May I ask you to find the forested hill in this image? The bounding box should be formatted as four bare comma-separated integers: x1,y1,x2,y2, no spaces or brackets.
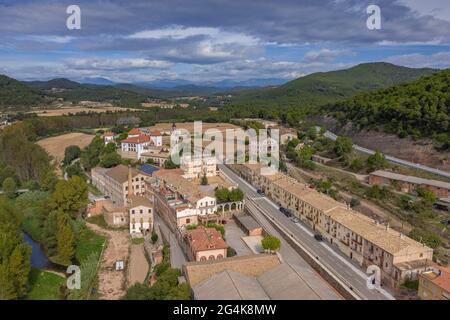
324,69,450,147
230,63,436,109
0,75,46,109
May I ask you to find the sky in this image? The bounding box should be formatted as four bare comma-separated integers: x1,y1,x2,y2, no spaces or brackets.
1,0,450,84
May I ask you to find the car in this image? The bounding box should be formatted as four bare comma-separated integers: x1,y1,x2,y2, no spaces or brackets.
314,234,323,241
256,189,265,196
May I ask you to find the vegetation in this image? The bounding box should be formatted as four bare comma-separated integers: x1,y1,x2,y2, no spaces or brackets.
409,228,442,249
2,177,17,198
214,187,244,203
367,151,389,171
0,74,46,109
325,68,450,147
26,269,65,300
63,146,81,166
261,235,281,251
0,197,31,300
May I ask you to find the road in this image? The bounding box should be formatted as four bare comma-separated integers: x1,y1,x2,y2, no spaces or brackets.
322,129,450,179
154,214,187,269
219,164,395,300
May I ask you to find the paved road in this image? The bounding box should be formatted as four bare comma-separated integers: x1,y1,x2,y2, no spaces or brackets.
322,129,450,179
219,164,395,300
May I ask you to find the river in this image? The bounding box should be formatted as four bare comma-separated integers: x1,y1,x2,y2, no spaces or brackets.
23,233,49,269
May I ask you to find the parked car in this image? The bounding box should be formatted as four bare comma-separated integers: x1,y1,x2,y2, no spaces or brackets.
256,189,265,196
314,234,323,241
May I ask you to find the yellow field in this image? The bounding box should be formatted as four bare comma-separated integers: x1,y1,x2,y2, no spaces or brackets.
31,106,137,117
37,132,95,162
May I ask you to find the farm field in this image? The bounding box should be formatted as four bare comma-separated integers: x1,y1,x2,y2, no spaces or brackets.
30,106,138,117
37,132,95,163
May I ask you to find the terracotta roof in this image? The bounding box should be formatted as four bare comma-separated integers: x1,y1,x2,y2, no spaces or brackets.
421,266,450,293
187,227,227,252
149,130,162,136
122,134,151,144
128,128,141,135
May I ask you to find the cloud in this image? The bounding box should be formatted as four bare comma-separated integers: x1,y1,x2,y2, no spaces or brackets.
304,49,354,62
64,58,173,70
384,51,450,69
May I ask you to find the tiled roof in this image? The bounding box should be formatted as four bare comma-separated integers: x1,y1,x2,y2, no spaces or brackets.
128,128,141,135
421,266,450,293
105,164,144,183
122,135,151,144
149,130,162,136
186,227,227,252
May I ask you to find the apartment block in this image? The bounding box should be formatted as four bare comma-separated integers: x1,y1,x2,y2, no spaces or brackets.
180,155,218,180
239,163,433,289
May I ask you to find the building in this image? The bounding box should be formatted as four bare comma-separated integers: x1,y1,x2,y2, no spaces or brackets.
369,170,450,199
150,169,218,230
238,163,433,289
121,135,151,159
185,226,227,262
149,130,163,147
91,165,150,206
127,127,141,138
418,266,450,300
234,213,263,236
141,147,171,166
103,131,116,145
180,155,218,180
128,195,153,235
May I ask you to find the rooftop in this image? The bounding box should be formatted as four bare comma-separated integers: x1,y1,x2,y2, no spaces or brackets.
421,266,450,293
128,128,141,135
104,165,145,183
186,227,227,252
370,170,450,190
129,195,153,208
122,134,151,144
234,214,261,231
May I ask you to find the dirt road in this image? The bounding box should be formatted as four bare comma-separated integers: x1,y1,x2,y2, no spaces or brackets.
86,223,130,300
127,244,149,286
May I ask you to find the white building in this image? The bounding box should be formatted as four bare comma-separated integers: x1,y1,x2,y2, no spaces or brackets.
128,195,154,236
121,135,151,159
180,155,218,180
149,130,163,147
103,131,116,145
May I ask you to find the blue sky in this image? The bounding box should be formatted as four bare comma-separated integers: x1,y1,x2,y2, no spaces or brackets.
1,0,450,84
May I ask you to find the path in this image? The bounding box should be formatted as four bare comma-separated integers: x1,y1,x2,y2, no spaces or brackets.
86,222,130,300
127,244,149,286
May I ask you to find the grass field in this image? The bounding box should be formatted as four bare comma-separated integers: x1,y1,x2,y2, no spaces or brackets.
37,132,95,163
30,106,137,117
27,269,65,300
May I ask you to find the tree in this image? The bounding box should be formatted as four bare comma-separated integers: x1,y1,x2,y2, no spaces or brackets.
334,136,353,157
100,152,121,168
50,176,88,218
409,228,441,249
416,187,436,206
0,198,31,299
215,188,230,203
66,162,85,179
367,151,388,171
63,145,81,166
261,235,281,251
200,173,208,185
2,177,17,198
229,188,244,201
53,211,75,266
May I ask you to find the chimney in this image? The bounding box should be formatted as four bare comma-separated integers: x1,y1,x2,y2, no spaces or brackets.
385,223,389,231
128,165,133,198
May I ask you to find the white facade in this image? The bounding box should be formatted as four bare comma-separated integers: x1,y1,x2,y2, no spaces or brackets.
150,135,163,147
180,155,218,180
195,196,217,215
121,136,151,159
129,205,153,235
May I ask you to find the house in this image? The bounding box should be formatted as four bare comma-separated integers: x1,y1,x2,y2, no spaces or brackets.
418,266,450,300
128,195,153,236
121,135,151,159
127,127,141,138
185,226,227,262
369,170,450,199
149,130,163,147
91,165,150,206
141,147,171,166
150,169,218,229
103,131,116,145
180,155,218,180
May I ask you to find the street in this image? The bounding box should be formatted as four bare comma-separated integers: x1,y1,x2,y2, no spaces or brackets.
219,164,395,300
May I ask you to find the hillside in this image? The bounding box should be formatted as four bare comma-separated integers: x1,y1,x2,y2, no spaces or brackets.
0,75,47,110
324,69,450,148
231,63,436,108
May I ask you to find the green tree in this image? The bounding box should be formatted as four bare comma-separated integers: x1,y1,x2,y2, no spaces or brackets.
53,211,75,266
261,235,281,251
49,176,88,218
409,228,441,249
229,188,244,201
0,198,31,299
367,151,388,171
416,187,436,206
215,188,230,203
100,152,122,168
333,136,353,157
63,145,81,166
2,177,17,198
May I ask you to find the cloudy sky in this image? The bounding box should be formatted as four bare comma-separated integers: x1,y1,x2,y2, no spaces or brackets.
1,0,450,84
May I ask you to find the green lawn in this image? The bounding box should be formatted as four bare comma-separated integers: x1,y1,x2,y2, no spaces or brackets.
86,215,110,230
27,269,65,300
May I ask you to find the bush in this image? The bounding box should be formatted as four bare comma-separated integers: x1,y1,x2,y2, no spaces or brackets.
408,228,442,249
261,235,281,251
151,232,158,244
227,247,237,257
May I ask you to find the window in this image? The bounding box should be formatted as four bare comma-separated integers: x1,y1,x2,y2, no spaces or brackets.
208,255,215,260
140,209,143,214
148,209,151,213
131,210,135,214
186,218,191,224
217,254,223,259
